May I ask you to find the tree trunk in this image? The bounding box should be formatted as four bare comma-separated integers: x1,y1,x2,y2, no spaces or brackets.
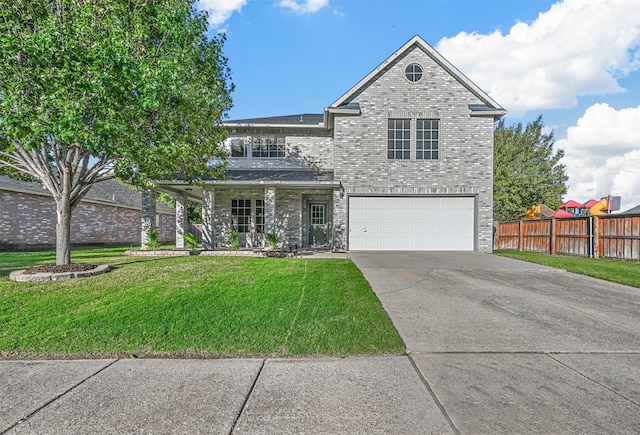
55,195,72,266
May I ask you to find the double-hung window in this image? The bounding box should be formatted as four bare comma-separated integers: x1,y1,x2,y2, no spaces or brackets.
229,136,286,158
252,137,285,158
416,119,439,160
255,200,265,234
231,199,252,233
230,138,246,157
387,117,440,160
387,119,411,160
231,199,265,233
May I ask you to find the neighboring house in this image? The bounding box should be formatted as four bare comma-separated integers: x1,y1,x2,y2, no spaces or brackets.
156,35,505,252
0,176,175,250
621,204,640,215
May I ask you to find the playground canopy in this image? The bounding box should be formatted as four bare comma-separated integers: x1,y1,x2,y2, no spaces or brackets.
583,199,599,208
560,200,585,209
549,210,574,218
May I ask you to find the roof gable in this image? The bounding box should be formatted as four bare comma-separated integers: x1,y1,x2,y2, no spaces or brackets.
330,35,504,113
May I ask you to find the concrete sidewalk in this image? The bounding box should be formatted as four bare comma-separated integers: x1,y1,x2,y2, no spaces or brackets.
1,356,452,434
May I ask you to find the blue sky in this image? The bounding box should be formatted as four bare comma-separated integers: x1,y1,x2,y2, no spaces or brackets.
199,0,640,211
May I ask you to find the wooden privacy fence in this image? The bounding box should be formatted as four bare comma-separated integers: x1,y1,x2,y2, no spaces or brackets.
495,214,640,261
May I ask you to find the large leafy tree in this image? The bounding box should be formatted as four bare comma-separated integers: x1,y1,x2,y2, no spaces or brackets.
0,0,233,264
494,116,568,221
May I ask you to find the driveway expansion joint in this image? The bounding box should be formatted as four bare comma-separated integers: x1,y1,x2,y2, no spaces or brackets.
229,358,265,434
546,354,640,409
407,353,460,435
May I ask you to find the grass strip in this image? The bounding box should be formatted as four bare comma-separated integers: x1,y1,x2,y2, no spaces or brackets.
0,248,404,358
494,250,640,288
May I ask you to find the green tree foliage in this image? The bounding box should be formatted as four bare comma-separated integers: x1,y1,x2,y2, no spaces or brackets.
157,192,202,224
0,165,37,182
0,0,233,264
494,116,568,221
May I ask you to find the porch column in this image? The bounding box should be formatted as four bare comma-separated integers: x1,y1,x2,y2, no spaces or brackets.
175,191,187,249
332,186,347,251
265,187,276,234
202,188,215,250
141,188,157,249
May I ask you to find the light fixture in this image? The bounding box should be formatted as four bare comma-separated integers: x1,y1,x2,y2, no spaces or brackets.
338,182,345,199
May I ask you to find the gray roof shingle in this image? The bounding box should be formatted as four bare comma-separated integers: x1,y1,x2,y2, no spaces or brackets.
225,113,325,126
620,204,640,215
0,176,174,214
224,170,334,182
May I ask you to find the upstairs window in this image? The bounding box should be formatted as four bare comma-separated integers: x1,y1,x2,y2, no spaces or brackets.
230,138,246,157
388,119,411,159
416,119,439,160
405,63,423,82
252,137,285,158
229,137,286,158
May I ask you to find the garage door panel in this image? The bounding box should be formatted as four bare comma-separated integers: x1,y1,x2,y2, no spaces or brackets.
349,196,474,251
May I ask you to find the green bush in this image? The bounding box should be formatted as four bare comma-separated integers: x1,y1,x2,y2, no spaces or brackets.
184,232,198,249
147,230,159,249
267,232,278,249
229,229,240,250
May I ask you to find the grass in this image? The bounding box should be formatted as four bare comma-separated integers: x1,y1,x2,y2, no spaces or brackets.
0,248,404,359
495,250,640,288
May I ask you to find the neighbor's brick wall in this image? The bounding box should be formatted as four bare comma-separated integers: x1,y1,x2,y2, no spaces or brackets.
333,46,496,252
0,190,175,249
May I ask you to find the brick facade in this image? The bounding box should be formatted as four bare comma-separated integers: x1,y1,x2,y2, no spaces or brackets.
0,185,175,250
332,46,496,251
157,36,504,253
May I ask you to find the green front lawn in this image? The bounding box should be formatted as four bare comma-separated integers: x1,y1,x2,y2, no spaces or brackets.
495,250,640,288
0,248,404,358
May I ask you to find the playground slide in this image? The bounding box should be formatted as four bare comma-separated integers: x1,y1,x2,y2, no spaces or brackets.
589,197,608,216
525,204,541,219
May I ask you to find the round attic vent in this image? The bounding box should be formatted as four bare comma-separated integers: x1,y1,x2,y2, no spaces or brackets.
405,63,423,82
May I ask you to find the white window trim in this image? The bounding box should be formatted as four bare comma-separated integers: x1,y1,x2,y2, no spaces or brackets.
387,111,441,161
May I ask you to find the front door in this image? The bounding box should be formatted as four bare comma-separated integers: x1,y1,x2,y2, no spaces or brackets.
308,203,327,246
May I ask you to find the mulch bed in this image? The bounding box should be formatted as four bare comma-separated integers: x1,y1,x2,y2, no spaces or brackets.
24,263,97,275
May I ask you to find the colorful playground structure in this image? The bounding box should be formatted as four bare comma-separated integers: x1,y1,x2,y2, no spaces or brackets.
525,196,621,219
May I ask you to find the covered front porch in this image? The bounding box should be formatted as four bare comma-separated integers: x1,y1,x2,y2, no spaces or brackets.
141,174,346,252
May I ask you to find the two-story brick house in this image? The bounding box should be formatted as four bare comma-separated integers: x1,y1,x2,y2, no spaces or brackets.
155,35,505,252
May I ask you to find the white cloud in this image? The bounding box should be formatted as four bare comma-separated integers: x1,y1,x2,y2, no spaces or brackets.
436,0,640,116
198,0,247,28
557,103,640,211
277,0,329,14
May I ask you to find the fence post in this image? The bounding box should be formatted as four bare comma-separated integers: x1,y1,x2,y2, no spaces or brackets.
550,218,556,255
518,220,523,252
593,216,600,259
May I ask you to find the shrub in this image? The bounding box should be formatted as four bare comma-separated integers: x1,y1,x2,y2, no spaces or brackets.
147,230,159,249
184,232,198,249
229,229,240,250
267,232,278,249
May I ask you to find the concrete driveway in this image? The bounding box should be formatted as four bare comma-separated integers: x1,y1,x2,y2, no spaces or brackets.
350,251,640,433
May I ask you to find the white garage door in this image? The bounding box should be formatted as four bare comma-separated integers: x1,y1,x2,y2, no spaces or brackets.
348,196,475,251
